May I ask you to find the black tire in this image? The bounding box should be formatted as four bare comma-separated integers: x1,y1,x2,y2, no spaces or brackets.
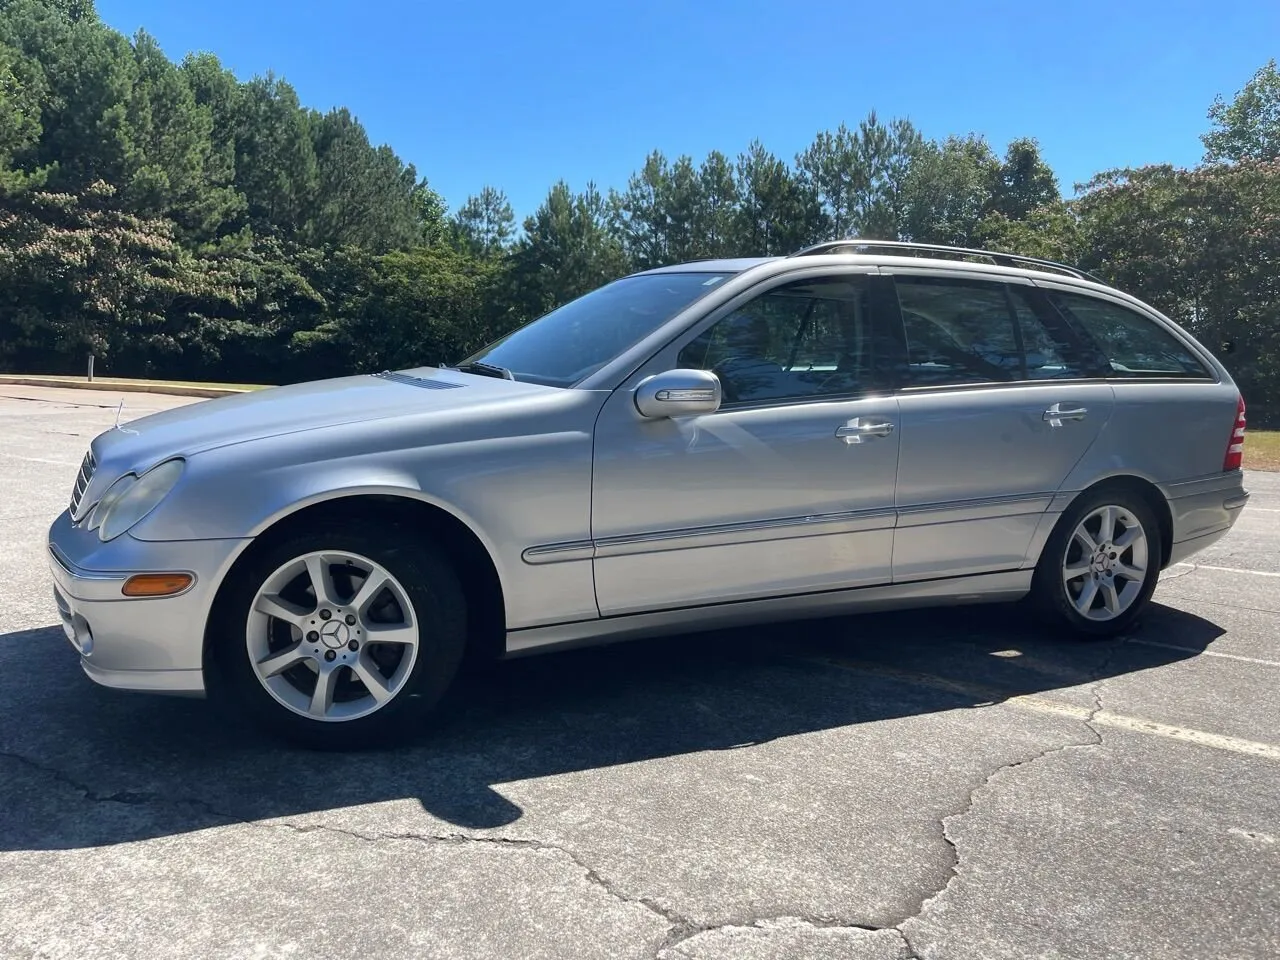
209,522,467,749
1032,485,1163,639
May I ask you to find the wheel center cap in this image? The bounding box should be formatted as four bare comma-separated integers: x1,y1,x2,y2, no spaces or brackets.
320,619,350,649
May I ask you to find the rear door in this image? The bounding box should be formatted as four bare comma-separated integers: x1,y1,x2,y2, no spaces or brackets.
1036,286,1236,484
887,271,1115,581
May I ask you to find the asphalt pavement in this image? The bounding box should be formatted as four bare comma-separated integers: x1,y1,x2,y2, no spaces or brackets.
2,385,1278,960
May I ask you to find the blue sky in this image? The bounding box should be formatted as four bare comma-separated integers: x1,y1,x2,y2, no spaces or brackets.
98,0,1279,220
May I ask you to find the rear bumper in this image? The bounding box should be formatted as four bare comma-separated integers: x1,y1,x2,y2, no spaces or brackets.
1161,471,1249,566
47,511,251,696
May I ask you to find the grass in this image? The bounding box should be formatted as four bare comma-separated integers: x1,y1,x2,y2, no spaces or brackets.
1245,430,1280,472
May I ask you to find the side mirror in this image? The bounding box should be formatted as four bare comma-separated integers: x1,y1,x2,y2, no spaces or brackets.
634,368,722,419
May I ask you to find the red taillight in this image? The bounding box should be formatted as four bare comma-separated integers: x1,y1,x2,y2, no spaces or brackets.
1224,396,1246,471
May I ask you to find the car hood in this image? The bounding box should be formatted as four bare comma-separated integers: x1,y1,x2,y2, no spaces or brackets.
90,368,558,471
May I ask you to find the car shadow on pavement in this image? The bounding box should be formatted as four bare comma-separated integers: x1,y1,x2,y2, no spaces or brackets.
1,601,1224,851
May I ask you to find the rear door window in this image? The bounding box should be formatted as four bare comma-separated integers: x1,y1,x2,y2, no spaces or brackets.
1046,291,1211,379
895,277,1022,386
893,276,1092,386
1008,288,1096,380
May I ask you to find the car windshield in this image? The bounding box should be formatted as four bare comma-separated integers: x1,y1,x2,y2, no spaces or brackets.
462,272,732,387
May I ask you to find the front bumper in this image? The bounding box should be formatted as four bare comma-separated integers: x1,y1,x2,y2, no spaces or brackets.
47,511,252,696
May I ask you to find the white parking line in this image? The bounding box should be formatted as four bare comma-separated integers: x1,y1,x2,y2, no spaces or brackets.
807,657,1280,761
1008,696,1280,760
0,392,128,410
1172,562,1280,578
1125,638,1280,668
0,450,80,466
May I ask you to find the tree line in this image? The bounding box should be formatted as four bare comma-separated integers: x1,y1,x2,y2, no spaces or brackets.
1,0,1277,423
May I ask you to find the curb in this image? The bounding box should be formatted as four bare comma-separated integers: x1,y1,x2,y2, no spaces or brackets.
0,376,260,399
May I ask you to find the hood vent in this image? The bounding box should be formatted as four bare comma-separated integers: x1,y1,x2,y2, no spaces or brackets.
374,371,466,391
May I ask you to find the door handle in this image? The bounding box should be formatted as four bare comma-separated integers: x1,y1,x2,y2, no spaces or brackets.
1044,403,1088,427
835,418,895,444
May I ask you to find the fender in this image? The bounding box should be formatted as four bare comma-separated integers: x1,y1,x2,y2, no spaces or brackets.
129,410,602,629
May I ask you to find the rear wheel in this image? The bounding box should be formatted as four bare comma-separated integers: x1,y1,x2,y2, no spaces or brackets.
211,524,466,749
1032,488,1162,638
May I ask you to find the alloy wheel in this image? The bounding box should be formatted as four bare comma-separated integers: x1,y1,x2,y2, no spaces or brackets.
246,551,420,722
1061,504,1149,622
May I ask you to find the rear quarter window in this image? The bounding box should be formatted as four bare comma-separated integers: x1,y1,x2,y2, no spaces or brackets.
1046,291,1211,379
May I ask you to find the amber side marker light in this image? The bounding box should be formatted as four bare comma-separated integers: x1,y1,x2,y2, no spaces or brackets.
122,573,194,598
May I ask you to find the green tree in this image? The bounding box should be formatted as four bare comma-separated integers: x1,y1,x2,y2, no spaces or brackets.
408,177,448,247
853,112,923,239
988,137,1059,220
611,151,705,268
1203,60,1280,163
1,0,137,192
122,31,240,238
453,185,515,257
1076,161,1280,422
0,181,236,373
900,134,999,245
796,123,861,240
611,150,668,268
0,40,50,190
734,140,823,255
193,237,328,382
180,52,239,202
977,201,1081,263
695,150,739,256
232,73,318,237
293,246,501,375
661,154,703,262
0,0,97,21
304,107,435,252
512,180,627,318
7,0,1277,419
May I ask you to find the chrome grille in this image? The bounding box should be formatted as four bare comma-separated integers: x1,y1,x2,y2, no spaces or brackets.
69,450,96,518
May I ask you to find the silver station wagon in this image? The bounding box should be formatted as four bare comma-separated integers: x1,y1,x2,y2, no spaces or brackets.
48,240,1251,747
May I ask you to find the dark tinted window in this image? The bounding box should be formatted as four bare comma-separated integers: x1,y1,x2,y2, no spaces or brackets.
467,272,730,387
1008,288,1091,380
1047,292,1210,378
895,276,1095,386
896,277,1022,385
677,277,881,404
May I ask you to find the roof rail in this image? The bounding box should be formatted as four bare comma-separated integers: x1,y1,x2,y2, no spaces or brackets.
790,239,1107,285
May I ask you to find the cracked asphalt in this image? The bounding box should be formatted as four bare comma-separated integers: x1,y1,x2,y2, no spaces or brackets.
2,385,1278,960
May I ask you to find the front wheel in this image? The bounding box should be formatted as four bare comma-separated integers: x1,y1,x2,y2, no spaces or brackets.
211,524,467,749
1032,488,1163,638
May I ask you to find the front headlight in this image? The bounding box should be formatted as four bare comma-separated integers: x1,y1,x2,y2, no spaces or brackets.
88,459,185,542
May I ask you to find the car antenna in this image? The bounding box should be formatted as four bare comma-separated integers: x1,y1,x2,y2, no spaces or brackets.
113,399,124,430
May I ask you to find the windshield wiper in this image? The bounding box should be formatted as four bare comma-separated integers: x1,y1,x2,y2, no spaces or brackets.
454,361,515,381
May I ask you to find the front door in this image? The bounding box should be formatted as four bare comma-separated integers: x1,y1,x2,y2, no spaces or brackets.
591,270,901,617
886,271,1115,581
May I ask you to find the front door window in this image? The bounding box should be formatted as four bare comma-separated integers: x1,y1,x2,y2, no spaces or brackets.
677,277,881,404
